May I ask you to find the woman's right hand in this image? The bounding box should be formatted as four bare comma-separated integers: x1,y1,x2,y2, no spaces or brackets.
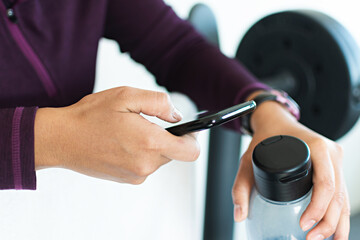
34,86,200,184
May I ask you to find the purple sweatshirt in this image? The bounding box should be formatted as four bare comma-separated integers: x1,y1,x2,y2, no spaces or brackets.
0,0,268,190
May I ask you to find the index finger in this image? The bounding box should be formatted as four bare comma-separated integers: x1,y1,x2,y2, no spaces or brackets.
158,130,201,162
300,146,336,232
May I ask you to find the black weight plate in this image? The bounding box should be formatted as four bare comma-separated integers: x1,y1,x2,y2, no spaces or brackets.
236,11,360,140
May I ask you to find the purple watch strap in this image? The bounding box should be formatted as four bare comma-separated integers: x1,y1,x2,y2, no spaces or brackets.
271,90,300,121
241,90,300,135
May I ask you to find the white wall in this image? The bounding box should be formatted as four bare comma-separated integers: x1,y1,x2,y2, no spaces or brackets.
0,1,359,240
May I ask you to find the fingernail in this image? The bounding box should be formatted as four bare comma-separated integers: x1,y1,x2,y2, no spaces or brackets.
234,205,243,222
311,234,324,240
172,107,183,121
302,219,316,231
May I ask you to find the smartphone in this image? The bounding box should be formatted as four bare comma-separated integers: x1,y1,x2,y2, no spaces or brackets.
166,100,256,136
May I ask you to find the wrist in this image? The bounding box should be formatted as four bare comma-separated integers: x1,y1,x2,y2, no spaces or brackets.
34,107,64,169
243,90,300,134
251,101,298,134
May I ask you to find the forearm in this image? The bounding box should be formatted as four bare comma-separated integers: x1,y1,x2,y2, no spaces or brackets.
163,40,269,110
104,0,269,120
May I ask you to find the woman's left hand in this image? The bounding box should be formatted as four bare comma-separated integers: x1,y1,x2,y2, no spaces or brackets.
232,95,350,240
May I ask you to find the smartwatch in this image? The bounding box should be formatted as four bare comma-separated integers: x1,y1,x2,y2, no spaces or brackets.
241,90,300,135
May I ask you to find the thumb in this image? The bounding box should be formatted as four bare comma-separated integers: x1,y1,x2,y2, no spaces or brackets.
232,150,254,222
117,87,183,123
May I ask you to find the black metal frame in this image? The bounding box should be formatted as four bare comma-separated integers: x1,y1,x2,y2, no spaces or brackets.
204,127,241,240
188,4,242,240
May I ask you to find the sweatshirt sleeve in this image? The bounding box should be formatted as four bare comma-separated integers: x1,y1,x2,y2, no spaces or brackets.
104,0,270,131
0,107,37,190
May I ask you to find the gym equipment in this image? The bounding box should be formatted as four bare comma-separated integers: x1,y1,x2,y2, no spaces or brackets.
188,4,219,46
189,4,240,240
236,11,360,140
188,4,360,240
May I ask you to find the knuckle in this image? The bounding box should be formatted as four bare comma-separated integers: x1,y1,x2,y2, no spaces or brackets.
231,181,250,203
143,135,159,152
116,86,132,100
333,192,346,206
314,205,327,219
177,137,200,162
342,206,351,218
322,221,337,235
185,142,200,162
118,86,131,94
134,164,154,177
308,201,327,220
79,94,95,106
156,92,172,114
232,189,249,207
333,143,344,163
334,143,344,155
311,138,328,150
156,92,171,107
319,178,336,194
314,207,327,220
189,144,201,161
231,188,242,202
130,177,146,185
80,94,91,102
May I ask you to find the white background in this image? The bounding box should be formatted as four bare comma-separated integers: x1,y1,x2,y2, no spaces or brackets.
1,0,360,239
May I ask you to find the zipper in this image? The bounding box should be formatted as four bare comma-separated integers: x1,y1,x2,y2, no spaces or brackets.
0,1,57,97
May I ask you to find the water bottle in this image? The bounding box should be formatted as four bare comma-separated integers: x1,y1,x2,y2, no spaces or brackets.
246,135,333,240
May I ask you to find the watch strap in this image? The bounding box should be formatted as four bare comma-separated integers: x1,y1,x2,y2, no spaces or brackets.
241,90,300,135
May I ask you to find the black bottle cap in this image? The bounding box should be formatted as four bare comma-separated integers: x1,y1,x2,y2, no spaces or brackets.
252,135,312,202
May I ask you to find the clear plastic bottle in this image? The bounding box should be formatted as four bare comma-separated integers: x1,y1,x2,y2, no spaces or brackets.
246,135,333,240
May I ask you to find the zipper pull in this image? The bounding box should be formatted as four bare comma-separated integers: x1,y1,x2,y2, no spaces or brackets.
7,8,17,23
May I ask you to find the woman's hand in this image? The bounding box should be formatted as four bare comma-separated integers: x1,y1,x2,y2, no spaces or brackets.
34,86,200,184
232,93,350,240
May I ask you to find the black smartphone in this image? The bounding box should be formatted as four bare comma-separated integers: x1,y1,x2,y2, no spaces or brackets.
166,100,256,136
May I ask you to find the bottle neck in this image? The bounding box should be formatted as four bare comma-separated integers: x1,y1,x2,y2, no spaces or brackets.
258,187,312,205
